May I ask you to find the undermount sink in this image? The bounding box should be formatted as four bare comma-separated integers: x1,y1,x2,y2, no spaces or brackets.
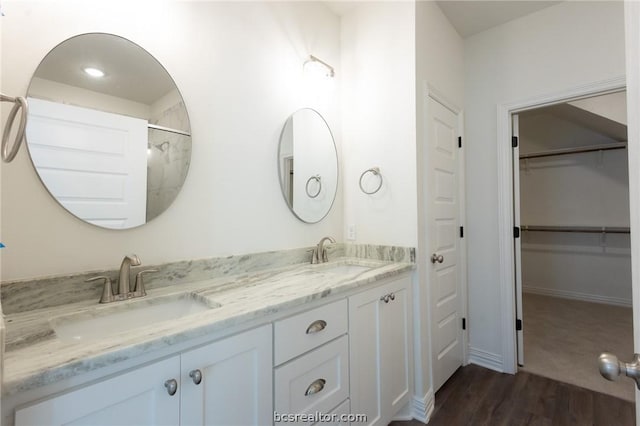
321,264,373,275
50,293,220,343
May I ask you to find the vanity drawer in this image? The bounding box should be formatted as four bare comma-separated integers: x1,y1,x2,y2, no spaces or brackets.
274,335,349,420
315,399,351,426
275,299,347,365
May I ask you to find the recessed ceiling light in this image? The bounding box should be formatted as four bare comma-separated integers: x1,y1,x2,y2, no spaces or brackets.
83,67,105,78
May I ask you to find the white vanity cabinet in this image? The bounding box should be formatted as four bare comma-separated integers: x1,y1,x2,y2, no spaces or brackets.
14,325,272,426
14,355,181,426
274,299,350,424
180,324,272,425
348,276,412,426
11,271,414,426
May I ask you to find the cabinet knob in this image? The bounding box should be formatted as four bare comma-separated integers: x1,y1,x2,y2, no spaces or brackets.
189,369,203,385
431,253,444,264
164,379,178,396
305,378,326,396
380,294,390,303
306,319,327,334
389,293,395,301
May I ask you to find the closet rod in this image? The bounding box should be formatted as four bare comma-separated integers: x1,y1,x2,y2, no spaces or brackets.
147,123,191,137
519,142,627,160
521,225,630,234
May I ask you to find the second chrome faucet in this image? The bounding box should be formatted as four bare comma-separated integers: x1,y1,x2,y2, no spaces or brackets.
311,236,336,264
87,254,157,303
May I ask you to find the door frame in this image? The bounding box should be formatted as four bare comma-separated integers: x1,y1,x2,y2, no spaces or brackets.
419,83,468,386
496,76,627,375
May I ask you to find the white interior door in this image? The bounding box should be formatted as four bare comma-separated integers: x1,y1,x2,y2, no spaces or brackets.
428,97,464,392
512,114,524,366
27,97,148,228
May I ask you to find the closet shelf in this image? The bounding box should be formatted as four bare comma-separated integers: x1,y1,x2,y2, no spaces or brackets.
521,225,630,234
519,142,627,160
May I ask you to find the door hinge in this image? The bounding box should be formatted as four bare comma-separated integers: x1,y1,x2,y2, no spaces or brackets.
516,319,522,331
514,226,520,238
512,136,518,148
460,226,464,238
462,318,466,330
458,136,462,148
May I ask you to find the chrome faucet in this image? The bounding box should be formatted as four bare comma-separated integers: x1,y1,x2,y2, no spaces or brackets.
87,254,154,303
311,236,336,264
119,254,141,296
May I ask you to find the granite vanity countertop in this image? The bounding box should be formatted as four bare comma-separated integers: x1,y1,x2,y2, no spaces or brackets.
2,257,413,396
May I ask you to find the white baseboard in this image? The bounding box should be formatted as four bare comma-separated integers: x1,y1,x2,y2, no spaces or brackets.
411,390,434,423
468,347,503,372
523,285,632,307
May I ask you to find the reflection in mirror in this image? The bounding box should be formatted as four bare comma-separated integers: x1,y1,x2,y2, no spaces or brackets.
26,33,191,229
278,108,338,223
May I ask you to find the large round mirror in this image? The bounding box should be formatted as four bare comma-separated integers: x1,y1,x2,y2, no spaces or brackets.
277,108,338,223
25,33,191,229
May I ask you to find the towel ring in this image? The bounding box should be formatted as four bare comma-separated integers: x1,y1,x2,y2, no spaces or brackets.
1,94,28,163
359,167,383,195
306,175,322,198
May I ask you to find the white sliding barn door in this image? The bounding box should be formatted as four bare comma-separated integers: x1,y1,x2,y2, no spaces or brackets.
27,97,148,228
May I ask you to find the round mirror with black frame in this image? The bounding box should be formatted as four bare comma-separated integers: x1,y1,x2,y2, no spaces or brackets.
25,33,191,230
277,108,338,223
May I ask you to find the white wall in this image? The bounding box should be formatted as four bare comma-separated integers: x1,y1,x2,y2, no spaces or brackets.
0,1,342,280
340,2,417,248
464,1,626,365
519,111,631,306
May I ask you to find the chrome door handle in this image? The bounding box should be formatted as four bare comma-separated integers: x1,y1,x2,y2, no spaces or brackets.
431,253,444,264
598,352,640,389
189,369,203,385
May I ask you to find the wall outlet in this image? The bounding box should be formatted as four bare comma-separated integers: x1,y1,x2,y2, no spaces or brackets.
347,224,356,241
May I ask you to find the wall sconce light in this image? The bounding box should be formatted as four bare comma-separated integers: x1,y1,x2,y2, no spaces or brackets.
304,55,335,78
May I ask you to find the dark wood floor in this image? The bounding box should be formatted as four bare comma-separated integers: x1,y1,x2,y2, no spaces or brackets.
391,364,635,426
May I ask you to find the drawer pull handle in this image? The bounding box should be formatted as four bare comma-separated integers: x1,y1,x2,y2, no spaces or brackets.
306,319,327,334
189,369,203,385
305,378,326,396
164,379,178,396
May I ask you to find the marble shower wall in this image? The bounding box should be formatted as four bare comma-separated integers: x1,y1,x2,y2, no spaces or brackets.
146,92,191,221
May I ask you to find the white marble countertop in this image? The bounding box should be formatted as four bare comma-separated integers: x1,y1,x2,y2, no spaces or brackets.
2,257,413,397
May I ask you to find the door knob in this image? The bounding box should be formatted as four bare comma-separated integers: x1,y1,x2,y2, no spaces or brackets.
431,253,444,264
598,352,640,389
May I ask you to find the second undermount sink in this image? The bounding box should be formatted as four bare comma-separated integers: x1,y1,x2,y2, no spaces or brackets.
50,293,220,343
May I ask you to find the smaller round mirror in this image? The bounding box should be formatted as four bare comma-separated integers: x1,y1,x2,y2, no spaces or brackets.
277,108,338,223
25,33,191,229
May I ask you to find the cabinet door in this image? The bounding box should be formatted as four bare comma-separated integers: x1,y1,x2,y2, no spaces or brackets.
15,356,180,426
380,279,411,414
349,285,384,426
348,277,412,426
180,324,272,426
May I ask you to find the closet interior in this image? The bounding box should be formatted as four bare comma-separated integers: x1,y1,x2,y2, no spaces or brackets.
516,91,634,402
